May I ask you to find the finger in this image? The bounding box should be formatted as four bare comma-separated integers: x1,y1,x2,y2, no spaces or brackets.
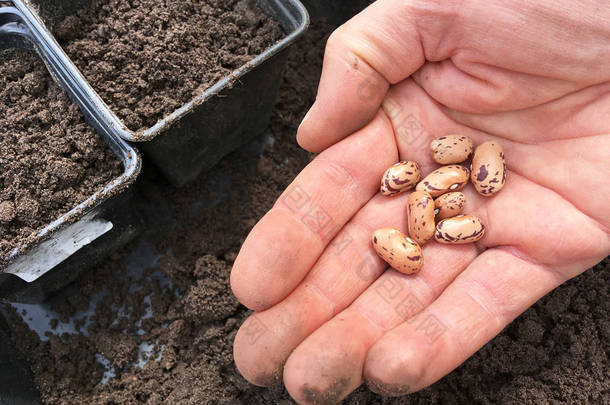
233,191,413,386
280,241,477,405
362,246,607,396
296,0,456,153
231,112,397,311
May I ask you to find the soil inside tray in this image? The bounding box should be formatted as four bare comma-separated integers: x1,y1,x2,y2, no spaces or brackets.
2,20,610,405
0,49,122,270
53,0,285,133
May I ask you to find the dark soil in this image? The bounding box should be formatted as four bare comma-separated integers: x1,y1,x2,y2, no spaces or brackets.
54,0,284,132
0,49,121,270
3,21,609,405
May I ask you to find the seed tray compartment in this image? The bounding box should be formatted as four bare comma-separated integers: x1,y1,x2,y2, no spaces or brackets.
0,5,142,303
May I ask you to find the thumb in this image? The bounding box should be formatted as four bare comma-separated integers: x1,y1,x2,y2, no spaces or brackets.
296,0,457,153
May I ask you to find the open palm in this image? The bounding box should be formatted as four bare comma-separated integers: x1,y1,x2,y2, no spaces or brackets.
231,0,610,403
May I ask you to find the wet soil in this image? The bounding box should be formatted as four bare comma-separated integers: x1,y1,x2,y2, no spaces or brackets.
3,21,609,405
54,0,284,132
0,49,121,271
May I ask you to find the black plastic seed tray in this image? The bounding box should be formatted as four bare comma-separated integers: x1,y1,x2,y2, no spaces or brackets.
21,0,310,186
300,0,375,25
0,5,142,303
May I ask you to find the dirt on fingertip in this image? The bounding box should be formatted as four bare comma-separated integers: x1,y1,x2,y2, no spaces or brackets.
302,378,353,405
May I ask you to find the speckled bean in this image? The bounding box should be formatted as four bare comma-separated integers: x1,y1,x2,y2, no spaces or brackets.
416,165,470,197
471,141,506,196
435,215,485,244
434,192,466,221
407,191,435,245
380,161,420,196
372,228,424,275
430,135,473,164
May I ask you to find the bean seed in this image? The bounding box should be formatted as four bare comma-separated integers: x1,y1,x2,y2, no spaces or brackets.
430,135,473,164
380,161,420,196
434,192,466,221
372,227,424,275
416,165,470,197
435,215,485,244
471,141,506,196
407,191,435,245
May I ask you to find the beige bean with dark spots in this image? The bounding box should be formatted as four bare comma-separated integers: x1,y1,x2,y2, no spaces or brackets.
416,165,470,197
435,215,485,244
430,135,473,164
407,191,435,245
372,228,424,275
380,161,420,196
471,141,506,197
434,192,466,221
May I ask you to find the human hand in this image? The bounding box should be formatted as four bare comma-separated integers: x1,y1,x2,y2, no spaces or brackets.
231,0,610,403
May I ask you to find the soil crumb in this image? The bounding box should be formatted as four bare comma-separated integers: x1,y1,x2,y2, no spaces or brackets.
0,49,121,270
3,20,609,405
55,0,284,132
